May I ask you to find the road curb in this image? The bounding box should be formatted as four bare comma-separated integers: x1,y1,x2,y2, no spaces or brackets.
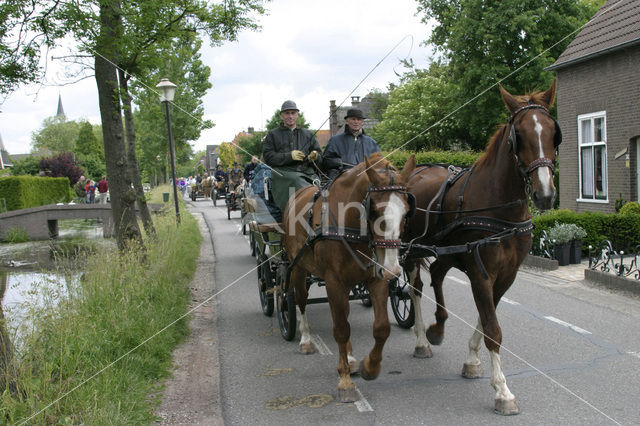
522,254,559,270
584,269,640,296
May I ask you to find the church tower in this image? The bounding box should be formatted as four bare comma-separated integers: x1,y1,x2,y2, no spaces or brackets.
56,93,66,118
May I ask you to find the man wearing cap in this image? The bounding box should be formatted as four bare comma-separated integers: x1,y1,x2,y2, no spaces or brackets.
229,162,244,192
323,108,380,179
263,100,322,214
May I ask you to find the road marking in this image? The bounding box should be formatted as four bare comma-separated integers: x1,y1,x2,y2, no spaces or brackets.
502,297,520,305
446,276,468,285
544,315,592,335
311,334,332,355
354,386,374,412
628,352,640,359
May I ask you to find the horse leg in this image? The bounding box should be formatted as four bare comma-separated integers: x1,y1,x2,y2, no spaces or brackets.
292,267,315,354
426,260,449,346
467,273,519,415
359,278,390,380
347,340,358,372
325,277,357,402
461,317,484,379
407,261,432,358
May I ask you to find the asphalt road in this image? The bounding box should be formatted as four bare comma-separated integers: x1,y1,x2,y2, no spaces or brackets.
188,198,640,425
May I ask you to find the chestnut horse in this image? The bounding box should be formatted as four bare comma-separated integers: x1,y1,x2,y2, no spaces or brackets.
403,80,561,415
283,152,416,402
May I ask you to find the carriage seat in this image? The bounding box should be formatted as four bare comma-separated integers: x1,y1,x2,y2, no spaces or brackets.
249,222,283,234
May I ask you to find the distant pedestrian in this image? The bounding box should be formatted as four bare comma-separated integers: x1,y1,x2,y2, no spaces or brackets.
74,175,87,203
85,180,96,204
97,175,109,204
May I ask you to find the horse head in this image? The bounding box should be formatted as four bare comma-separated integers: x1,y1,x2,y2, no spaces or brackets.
363,153,416,279
499,79,560,210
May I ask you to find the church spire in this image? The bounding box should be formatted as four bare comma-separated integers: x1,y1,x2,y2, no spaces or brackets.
56,93,65,118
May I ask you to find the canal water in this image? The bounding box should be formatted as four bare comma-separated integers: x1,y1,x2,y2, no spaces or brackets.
0,219,112,344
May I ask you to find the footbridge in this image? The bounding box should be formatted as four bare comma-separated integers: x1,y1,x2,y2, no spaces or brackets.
0,203,164,240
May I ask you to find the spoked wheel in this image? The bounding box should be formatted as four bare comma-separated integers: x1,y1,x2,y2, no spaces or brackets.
257,254,274,316
389,270,415,329
276,264,296,341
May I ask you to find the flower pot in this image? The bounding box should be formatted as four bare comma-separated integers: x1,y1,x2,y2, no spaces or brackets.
553,242,571,266
570,239,582,264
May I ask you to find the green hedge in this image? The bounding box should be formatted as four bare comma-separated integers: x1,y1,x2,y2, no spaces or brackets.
382,150,482,169
0,176,72,211
532,209,640,255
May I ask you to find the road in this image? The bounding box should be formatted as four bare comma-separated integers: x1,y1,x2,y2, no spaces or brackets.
187,198,640,425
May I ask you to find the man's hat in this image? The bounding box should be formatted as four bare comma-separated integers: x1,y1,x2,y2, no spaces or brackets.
344,108,365,119
233,162,238,166
281,100,299,112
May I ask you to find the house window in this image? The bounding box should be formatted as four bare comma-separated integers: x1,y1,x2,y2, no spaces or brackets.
578,112,607,201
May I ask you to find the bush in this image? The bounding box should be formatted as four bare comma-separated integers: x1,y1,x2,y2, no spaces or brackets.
619,201,640,215
547,222,574,244
0,176,72,211
382,149,482,169
2,226,28,243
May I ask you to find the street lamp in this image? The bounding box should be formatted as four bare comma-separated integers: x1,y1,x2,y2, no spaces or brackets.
156,78,180,224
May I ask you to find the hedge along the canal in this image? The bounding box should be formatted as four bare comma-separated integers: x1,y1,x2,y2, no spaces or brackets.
532,209,640,255
0,176,72,211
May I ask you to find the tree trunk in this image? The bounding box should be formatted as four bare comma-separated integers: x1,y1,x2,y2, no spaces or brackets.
95,0,142,250
0,272,17,395
119,70,155,236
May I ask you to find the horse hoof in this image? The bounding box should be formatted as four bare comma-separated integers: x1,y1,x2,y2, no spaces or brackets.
461,363,483,379
337,388,359,403
494,399,519,415
426,328,444,346
299,342,316,355
358,360,380,381
413,345,433,359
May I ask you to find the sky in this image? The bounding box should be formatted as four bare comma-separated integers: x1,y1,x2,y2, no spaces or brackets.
0,0,434,156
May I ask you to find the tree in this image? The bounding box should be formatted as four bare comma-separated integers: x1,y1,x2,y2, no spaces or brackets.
31,116,80,154
369,66,463,151
266,109,310,131
236,130,266,163
218,142,237,169
365,89,390,121
10,155,40,176
414,0,602,149
39,152,84,186
75,121,104,160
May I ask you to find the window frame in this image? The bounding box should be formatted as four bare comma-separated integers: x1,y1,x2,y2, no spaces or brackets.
577,111,608,203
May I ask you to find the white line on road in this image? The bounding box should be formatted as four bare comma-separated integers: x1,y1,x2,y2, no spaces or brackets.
446,276,468,285
354,387,374,412
501,297,520,305
544,315,592,335
311,334,332,355
627,352,640,359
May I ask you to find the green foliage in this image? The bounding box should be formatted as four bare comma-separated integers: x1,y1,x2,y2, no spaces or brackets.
2,226,29,243
9,156,40,176
75,121,104,160
619,201,640,215
77,153,106,181
380,149,482,169
410,0,602,149
532,209,640,256
197,163,205,175
365,89,390,121
614,193,627,212
30,116,80,154
0,176,72,211
218,142,236,169
237,131,266,163
547,222,575,245
265,109,310,131
0,211,201,423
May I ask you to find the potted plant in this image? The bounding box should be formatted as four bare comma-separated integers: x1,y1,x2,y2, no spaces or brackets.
566,223,587,264
548,222,573,266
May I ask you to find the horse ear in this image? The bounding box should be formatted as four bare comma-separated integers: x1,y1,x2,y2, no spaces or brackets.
499,83,520,114
364,156,382,185
538,77,557,108
400,154,416,182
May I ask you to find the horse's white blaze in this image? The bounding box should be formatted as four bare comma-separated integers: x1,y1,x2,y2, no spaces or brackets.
381,193,406,274
490,351,515,402
532,114,554,197
465,318,483,367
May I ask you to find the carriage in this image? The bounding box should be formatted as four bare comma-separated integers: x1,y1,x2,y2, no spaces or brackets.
224,182,243,220
245,81,561,415
212,179,228,206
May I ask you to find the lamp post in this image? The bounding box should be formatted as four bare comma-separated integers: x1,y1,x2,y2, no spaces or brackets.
156,78,180,224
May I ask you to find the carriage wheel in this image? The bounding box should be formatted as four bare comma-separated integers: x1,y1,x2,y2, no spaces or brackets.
227,204,231,220
249,232,256,257
257,254,274,316
276,265,296,341
213,193,217,206
242,223,247,235
353,282,372,307
389,270,415,329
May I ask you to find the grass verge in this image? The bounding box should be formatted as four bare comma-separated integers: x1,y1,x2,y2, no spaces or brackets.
0,206,202,423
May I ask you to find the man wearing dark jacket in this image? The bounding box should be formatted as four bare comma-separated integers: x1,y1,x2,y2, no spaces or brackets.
323,108,380,179
263,100,322,214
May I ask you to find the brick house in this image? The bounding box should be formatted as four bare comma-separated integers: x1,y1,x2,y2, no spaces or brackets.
546,0,640,213
329,95,381,137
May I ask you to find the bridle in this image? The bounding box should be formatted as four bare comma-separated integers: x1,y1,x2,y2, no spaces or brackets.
507,104,562,179
362,167,415,250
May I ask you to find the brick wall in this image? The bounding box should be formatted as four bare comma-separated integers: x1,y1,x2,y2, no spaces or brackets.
555,44,640,213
